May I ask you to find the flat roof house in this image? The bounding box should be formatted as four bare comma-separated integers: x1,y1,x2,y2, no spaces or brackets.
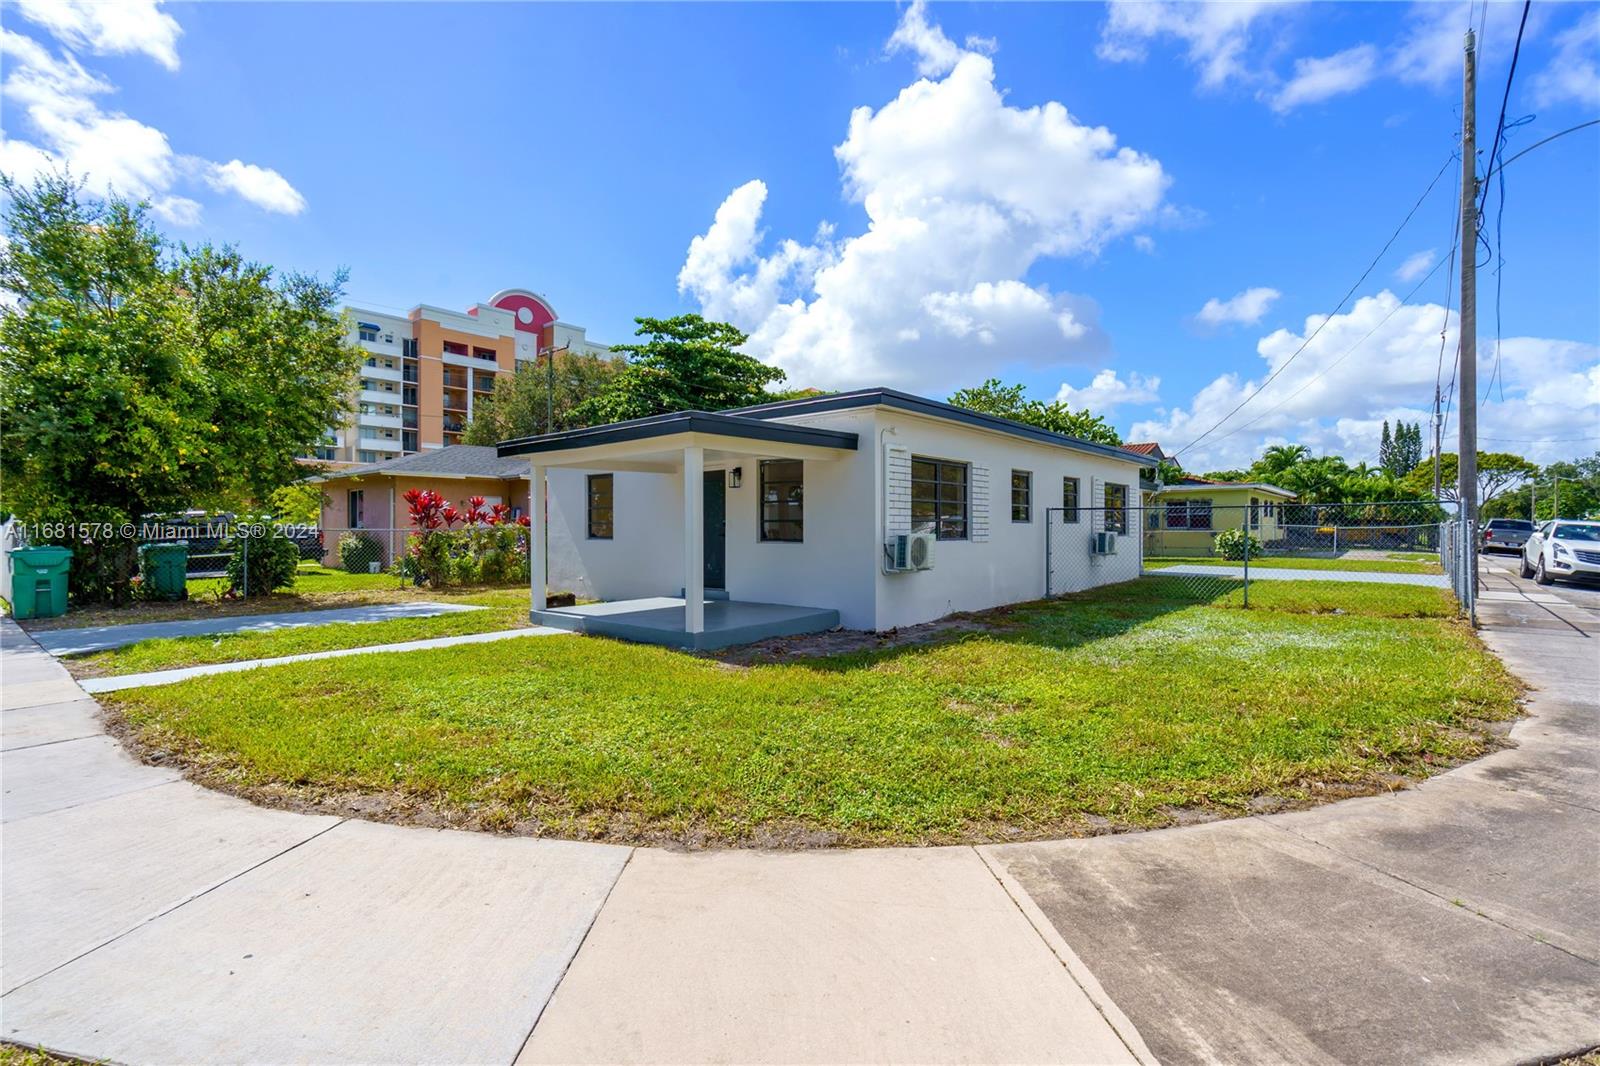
499,388,1157,649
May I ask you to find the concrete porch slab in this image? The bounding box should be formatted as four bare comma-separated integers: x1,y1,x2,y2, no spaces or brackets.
0,820,631,1066
534,597,840,651
517,846,1144,1065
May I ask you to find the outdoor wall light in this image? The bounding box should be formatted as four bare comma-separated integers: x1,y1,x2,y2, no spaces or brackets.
729,467,743,488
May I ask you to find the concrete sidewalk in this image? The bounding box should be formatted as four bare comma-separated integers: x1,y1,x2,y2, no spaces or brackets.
3,578,1596,1065
0,617,1148,1065
31,601,486,657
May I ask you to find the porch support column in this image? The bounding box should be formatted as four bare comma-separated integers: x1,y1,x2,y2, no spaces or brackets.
682,445,705,635
530,464,547,614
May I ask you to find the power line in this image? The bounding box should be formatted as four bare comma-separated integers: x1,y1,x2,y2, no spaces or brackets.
1477,0,1532,217
1479,435,1600,444
1479,0,1532,404
1170,154,1456,460
1199,252,1452,449
1488,118,1600,177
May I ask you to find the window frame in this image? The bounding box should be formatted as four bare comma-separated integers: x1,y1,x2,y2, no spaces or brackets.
1062,477,1081,524
1011,469,1033,523
1165,498,1213,530
1104,482,1129,534
586,473,614,540
347,489,365,529
910,456,970,541
758,459,804,543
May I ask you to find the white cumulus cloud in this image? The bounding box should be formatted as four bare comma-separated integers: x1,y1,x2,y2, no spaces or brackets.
1394,249,1437,283
1267,44,1379,112
1097,1,1297,89
1132,291,1600,471
1532,10,1600,109
677,4,1170,391
0,15,305,224
1195,287,1281,328
1055,369,1162,413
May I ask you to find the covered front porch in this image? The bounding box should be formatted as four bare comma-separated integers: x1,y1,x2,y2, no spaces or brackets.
499,410,860,650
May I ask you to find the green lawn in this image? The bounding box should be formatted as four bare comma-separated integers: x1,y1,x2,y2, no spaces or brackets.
184,562,404,599
106,578,1516,847
66,589,531,678
1145,554,1442,575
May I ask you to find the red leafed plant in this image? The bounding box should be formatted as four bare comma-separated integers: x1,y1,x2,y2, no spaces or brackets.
398,487,529,588
402,488,460,530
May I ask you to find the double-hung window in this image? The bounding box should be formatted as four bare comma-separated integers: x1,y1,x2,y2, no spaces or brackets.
586,474,613,539
1104,483,1129,534
911,457,969,540
1062,477,1080,524
759,460,804,542
1011,470,1032,522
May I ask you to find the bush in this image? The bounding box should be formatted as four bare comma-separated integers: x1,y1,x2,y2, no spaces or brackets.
338,531,381,574
225,523,299,596
396,489,529,588
1215,527,1263,561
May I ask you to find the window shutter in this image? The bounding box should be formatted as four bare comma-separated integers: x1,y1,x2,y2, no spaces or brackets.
1092,476,1105,533
972,463,990,542
885,444,911,537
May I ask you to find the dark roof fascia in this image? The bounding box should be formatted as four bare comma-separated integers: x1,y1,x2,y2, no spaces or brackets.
497,410,859,458
728,387,1156,467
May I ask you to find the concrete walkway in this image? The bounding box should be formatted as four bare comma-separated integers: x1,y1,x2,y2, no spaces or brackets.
3,573,1597,1064
31,602,486,657
79,626,570,693
1153,563,1449,586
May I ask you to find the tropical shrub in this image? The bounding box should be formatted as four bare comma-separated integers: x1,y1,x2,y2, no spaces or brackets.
1214,528,1262,561
396,489,528,587
225,522,299,595
337,531,381,574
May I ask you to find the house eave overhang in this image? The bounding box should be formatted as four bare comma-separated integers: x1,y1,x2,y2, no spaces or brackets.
497,410,859,470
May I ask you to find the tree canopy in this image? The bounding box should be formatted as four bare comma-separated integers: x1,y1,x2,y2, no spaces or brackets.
1379,420,1424,478
946,379,1122,446
572,315,785,424
0,173,359,601
1481,453,1600,520
463,350,621,443
1400,452,1540,509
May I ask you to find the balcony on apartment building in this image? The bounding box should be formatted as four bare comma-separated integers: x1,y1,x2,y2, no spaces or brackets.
441,341,501,369
358,411,404,431
359,385,401,407
356,434,404,452
361,359,404,383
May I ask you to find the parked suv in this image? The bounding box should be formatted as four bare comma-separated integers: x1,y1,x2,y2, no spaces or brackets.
1482,518,1534,554
1520,521,1600,585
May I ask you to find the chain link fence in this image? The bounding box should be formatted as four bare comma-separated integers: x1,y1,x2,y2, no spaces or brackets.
1046,501,1473,615
1439,512,1478,622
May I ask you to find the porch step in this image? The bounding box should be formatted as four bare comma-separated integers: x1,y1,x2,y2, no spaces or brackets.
676,588,731,601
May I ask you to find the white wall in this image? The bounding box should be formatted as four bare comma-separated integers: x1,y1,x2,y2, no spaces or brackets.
718,409,880,629
868,409,1145,630
546,468,682,601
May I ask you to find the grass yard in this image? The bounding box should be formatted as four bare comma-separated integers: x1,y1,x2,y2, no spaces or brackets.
64,589,532,678
105,577,1517,847
1145,554,1442,575
184,562,404,599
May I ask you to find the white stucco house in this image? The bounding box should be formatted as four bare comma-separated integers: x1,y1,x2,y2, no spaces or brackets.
499,388,1156,649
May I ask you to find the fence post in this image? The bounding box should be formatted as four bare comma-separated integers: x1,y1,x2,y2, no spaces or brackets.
241,525,249,598
1241,511,1250,608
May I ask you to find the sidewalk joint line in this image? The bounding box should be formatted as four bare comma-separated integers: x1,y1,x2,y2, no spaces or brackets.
510,846,637,1065
0,817,350,998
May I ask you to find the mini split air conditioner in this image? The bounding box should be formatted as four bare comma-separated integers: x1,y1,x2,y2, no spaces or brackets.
885,531,935,573
1092,531,1118,555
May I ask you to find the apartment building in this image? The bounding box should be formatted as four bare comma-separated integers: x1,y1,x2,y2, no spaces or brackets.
313,287,609,465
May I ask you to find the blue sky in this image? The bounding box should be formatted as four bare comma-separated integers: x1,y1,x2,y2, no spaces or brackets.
2,0,1596,471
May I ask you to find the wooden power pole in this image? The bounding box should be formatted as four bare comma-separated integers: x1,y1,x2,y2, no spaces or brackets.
1458,29,1479,528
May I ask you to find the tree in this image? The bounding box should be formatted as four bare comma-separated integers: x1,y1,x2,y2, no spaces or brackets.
1483,453,1600,520
572,315,785,424
463,350,621,443
1379,421,1394,475
1381,420,1423,478
1402,452,1539,509
947,378,1122,445
0,173,359,603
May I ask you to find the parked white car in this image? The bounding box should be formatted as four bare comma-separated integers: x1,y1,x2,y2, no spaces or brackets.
1520,521,1600,585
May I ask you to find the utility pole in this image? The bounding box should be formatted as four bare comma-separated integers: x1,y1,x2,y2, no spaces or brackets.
540,342,570,436
1458,29,1479,529
1432,384,1443,499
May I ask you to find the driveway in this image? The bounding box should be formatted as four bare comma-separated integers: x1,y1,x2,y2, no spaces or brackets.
2,575,1596,1064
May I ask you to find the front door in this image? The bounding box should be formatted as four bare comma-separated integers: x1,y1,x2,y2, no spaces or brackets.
703,470,726,590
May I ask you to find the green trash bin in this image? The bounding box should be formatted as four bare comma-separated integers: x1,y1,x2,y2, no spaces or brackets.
8,545,73,620
138,542,189,601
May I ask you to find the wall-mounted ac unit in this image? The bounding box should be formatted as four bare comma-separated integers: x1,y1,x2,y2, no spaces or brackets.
885,531,936,572
1092,531,1118,555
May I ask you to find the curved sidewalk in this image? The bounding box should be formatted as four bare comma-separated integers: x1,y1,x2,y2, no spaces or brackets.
2,586,1597,1064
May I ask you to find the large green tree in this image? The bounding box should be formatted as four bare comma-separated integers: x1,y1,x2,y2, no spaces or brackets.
573,314,785,424
1481,453,1600,520
0,173,359,602
1401,452,1539,510
947,378,1122,446
463,350,621,443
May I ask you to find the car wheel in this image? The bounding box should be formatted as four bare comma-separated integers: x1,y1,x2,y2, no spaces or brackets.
1520,553,1535,579
1535,556,1554,585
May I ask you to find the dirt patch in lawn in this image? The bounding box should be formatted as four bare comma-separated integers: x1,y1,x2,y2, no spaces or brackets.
707,613,1010,665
